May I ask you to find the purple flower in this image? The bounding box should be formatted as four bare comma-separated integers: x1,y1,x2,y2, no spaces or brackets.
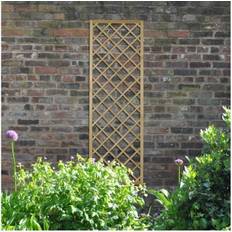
5,130,18,141
175,158,183,166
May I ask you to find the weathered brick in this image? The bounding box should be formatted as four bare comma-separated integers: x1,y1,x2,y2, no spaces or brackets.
59,83,80,89
38,53,60,59
168,31,189,38
151,114,172,119
18,119,39,125
46,89,68,95
174,69,197,76
27,89,44,96
192,31,213,37
203,55,221,60
181,143,203,149
178,84,200,90
173,99,195,105
7,97,29,103
50,28,88,37
70,91,88,96
19,140,36,146
79,134,88,140
213,62,230,68
158,143,179,148
179,39,200,45
171,128,193,134
35,66,58,74
48,60,70,67
215,92,230,98
2,1,230,191
190,62,211,68
31,126,49,132
215,31,230,37
3,28,32,36
202,39,224,45
75,76,86,82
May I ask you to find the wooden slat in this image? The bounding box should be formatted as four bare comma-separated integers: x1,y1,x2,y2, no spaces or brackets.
89,20,144,184
89,21,93,159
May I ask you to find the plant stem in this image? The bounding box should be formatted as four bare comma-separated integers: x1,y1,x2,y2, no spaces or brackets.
11,141,17,191
178,166,181,185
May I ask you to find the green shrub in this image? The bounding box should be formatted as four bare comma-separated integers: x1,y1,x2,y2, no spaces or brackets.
2,156,147,230
151,107,230,230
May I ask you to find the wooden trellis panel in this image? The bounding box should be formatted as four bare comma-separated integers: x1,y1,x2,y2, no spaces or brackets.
89,20,144,183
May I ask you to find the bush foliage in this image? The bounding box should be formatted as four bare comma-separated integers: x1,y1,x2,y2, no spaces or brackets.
2,156,146,230
151,107,230,230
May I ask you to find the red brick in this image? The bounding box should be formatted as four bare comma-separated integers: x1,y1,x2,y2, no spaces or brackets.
144,30,167,38
54,13,65,20
27,89,45,96
35,66,58,74
62,76,76,82
168,31,189,38
2,4,14,12
50,28,89,37
3,28,31,36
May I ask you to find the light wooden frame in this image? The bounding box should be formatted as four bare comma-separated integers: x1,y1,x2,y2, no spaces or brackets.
89,20,144,184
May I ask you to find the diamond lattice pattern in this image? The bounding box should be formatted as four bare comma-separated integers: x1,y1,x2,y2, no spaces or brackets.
89,20,143,183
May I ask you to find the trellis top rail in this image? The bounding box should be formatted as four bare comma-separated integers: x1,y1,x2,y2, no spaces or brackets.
85,20,143,23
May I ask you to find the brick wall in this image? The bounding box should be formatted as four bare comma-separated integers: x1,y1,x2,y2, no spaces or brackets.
2,1,230,190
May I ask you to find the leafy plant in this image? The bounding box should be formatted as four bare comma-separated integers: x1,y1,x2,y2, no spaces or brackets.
151,107,230,230
2,156,147,230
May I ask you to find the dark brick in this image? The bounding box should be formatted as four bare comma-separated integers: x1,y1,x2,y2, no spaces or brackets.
25,60,47,66
48,60,70,67
46,89,67,95
223,70,230,76
38,53,60,59
173,99,195,105
181,143,203,149
31,126,49,132
2,53,12,59
151,114,172,119
192,31,213,37
46,148,68,155
178,84,200,90
190,62,211,68
59,83,80,89
202,39,224,45
70,91,88,96
215,31,230,37
210,47,219,53
158,143,179,148
203,84,225,91
213,62,230,68
215,92,230,98
39,75,51,81
8,97,29,103
174,69,197,76
171,128,193,134
18,119,39,125
75,76,86,81
24,104,33,111
203,54,221,60
199,69,221,76
19,140,35,146
179,39,200,45
2,82,9,88
74,126,88,133
79,134,88,140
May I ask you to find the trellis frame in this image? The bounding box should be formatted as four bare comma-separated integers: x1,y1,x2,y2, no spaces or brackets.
89,19,144,184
